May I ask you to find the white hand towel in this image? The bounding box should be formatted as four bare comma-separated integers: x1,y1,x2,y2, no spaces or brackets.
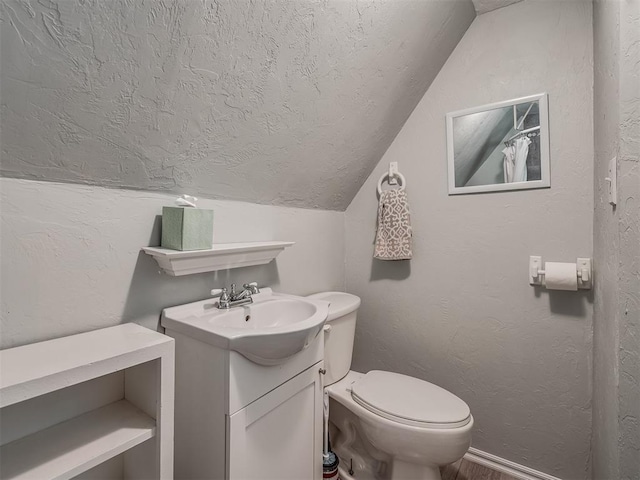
374,188,413,260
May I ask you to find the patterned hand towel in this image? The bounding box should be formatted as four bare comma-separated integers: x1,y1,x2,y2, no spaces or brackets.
374,188,413,260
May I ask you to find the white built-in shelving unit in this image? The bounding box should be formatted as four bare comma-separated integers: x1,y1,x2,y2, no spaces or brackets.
142,241,295,276
0,323,174,480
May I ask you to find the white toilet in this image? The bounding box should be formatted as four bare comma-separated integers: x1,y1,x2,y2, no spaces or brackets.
308,292,473,480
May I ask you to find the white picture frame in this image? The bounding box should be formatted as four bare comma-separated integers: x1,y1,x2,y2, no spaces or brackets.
446,93,550,195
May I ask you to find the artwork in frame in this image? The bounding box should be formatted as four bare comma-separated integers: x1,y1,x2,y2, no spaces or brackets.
446,93,550,195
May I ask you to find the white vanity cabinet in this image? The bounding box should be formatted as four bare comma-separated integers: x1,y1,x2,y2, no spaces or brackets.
165,328,324,480
227,364,323,479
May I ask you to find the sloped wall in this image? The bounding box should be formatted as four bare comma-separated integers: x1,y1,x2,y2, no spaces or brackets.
0,0,475,211
345,1,593,478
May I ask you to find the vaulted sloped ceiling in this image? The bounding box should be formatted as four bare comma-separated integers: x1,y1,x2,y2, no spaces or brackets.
1,0,475,210
471,0,523,15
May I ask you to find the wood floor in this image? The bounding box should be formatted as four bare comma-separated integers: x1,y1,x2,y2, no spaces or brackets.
441,459,520,480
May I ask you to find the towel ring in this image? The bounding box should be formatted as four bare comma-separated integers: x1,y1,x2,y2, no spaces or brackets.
377,172,406,196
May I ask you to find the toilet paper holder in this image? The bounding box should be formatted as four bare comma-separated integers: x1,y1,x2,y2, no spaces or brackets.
529,256,592,290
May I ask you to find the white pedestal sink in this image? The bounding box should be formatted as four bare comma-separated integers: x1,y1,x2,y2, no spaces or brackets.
161,289,329,480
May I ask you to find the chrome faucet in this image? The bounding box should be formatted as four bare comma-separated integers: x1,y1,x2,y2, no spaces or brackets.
212,282,260,309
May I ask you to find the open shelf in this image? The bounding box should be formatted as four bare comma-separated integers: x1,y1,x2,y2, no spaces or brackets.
142,241,295,276
0,400,155,480
0,323,173,408
0,324,174,479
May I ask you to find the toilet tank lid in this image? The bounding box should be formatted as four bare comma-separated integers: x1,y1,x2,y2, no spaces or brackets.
351,370,471,427
306,292,361,322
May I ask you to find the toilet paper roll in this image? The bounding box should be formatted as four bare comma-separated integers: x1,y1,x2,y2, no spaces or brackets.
544,262,578,291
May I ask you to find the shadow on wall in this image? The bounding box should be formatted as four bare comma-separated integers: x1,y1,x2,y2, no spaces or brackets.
533,286,594,318
120,215,281,330
370,259,411,281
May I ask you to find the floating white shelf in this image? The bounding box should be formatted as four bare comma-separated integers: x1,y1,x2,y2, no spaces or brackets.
0,400,155,480
142,241,295,276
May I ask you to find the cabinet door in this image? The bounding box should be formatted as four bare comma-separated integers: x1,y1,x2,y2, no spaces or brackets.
227,363,323,480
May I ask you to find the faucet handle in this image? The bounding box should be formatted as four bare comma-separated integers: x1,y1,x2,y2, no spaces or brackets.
220,288,230,302
211,287,230,308
211,287,227,297
244,282,260,294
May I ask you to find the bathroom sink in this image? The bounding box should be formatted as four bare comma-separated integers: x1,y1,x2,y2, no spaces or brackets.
161,288,329,365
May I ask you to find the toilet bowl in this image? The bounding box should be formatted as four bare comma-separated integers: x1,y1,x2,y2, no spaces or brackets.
307,292,473,480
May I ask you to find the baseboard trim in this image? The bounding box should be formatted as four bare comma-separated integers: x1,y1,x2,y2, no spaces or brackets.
464,448,562,480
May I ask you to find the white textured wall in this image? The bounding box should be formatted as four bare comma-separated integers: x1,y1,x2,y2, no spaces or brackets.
0,178,345,349
616,3,640,475
593,0,640,478
345,2,593,478
592,2,621,476
0,0,475,211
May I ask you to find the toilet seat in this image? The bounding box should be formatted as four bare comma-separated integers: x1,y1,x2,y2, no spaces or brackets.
350,371,471,429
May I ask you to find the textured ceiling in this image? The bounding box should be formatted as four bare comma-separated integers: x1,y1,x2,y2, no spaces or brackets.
471,0,524,15
1,0,475,210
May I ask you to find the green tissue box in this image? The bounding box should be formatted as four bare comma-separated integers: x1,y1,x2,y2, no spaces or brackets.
161,206,213,251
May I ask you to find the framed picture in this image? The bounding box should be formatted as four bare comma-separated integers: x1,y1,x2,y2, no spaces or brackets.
446,93,550,195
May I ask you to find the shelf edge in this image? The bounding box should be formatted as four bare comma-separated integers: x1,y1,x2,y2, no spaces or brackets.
142,241,295,275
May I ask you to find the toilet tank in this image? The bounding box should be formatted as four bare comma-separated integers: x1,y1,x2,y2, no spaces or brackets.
306,292,361,386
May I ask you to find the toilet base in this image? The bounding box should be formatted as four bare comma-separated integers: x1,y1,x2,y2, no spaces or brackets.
336,459,442,480
337,464,355,480
390,460,441,480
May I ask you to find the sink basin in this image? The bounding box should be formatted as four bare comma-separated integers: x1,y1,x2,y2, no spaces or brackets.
161,288,329,365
